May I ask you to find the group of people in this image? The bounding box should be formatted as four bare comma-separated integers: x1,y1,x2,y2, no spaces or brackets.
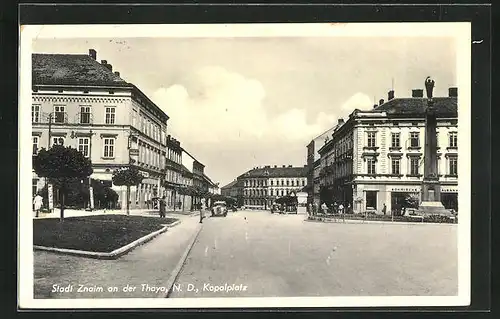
308,201,351,216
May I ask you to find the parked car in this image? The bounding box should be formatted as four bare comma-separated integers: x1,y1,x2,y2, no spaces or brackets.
211,201,228,217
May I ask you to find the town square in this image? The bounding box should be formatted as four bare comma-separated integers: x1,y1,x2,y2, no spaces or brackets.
19,23,469,306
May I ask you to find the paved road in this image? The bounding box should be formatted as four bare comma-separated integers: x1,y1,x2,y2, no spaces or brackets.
169,210,458,298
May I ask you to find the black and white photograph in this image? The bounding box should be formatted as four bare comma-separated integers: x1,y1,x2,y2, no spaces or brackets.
19,23,471,309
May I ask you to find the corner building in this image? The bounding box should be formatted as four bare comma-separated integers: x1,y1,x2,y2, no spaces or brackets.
318,88,458,214
32,49,170,209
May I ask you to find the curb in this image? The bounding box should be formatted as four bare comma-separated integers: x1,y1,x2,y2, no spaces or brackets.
304,218,456,226
33,220,181,260
163,223,203,298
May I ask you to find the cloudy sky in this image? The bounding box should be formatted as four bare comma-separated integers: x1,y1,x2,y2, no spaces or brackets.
32,35,457,186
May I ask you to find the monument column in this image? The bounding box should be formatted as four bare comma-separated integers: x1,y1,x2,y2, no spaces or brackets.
419,77,450,216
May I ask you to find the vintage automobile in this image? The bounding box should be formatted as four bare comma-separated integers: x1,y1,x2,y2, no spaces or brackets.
211,201,228,217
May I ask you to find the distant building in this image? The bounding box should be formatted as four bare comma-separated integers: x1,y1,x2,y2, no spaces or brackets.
221,179,242,199
237,165,308,210
306,121,343,205
31,49,170,210
317,88,458,214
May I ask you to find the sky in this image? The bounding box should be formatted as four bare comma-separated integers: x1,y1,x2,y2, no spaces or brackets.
32,35,457,187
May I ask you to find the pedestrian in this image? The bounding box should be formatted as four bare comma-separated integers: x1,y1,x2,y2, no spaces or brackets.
347,203,351,214
313,202,318,216
333,201,338,214
159,196,166,218
200,199,206,223
33,193,43,218
321,202,328,215
338,203,344,215
382,203,387,215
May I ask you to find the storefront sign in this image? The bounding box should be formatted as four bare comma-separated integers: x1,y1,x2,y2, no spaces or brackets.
47,184,54,210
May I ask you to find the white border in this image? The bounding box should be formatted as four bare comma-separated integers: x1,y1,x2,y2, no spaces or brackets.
19,22,471,309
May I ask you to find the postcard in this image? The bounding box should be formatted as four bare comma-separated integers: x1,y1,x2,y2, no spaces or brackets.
19,22,471,309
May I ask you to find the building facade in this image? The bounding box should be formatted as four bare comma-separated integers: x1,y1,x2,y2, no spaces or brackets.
32,49,170,210
317,88,459,214
162,135,183,210
237,165,308,210
306,123,341,205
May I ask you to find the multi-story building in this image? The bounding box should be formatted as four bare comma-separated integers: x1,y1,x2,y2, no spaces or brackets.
317,88,458,214
32,49,170,209
221,180,240,198
178,164,193,211
306,120,344,205
162,135,183,209
237,165,308,210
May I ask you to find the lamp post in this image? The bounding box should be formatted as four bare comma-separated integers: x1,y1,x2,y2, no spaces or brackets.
418,77,449,216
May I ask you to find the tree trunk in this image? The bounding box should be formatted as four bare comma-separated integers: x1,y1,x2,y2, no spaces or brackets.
126,186,130,215
60,191,65,223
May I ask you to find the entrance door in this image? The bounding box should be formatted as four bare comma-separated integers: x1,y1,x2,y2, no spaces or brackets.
366,191,377,210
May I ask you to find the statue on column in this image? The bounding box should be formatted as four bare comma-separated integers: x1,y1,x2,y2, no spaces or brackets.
425,76,435,99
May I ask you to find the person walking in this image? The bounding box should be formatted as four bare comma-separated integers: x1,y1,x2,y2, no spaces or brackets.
382,203,387,215
33,193,43,218
159,196,166,218
200,198,206,223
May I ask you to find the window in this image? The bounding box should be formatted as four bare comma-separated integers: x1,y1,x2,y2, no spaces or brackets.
32,179,38,197
366,191,377,210
32,105,40,123
302,180,305,186
32,136,39,155
367,132,376,148
410,132,420,148
449,157,458,176
281,180,284,186
54,105,66,123
367,158,376,175
391,133,400,148
410,157,420,175
78,137,90,157
287,180,290,186
449,132,458,148
105,107,116,124
52,137,65,146
80,106,91,124
132,110,138,127
391,158,401,175
103,138,115,158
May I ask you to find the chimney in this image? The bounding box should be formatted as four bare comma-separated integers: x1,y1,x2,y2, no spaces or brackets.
338,118,344,125
105,64,113,72
274,165,277,168
379,99,384,105
114,71,120,77
388,90,395,100
282,165,286,168
288,165,292,168
89,49,97,60
101,60,107,64
412,89,424,98
448,87,458,97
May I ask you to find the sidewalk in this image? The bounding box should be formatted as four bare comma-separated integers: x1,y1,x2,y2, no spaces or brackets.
33,208,200,219
34,212,203,299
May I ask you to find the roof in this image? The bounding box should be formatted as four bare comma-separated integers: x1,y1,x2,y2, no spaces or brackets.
239,166,308,179
180,164,192,175
202,174,217,187
373,97,457,116
221,180,238,189
32,53,129,87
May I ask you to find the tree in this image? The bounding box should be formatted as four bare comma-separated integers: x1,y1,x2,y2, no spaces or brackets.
112,166,144,215
33,145,93,222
